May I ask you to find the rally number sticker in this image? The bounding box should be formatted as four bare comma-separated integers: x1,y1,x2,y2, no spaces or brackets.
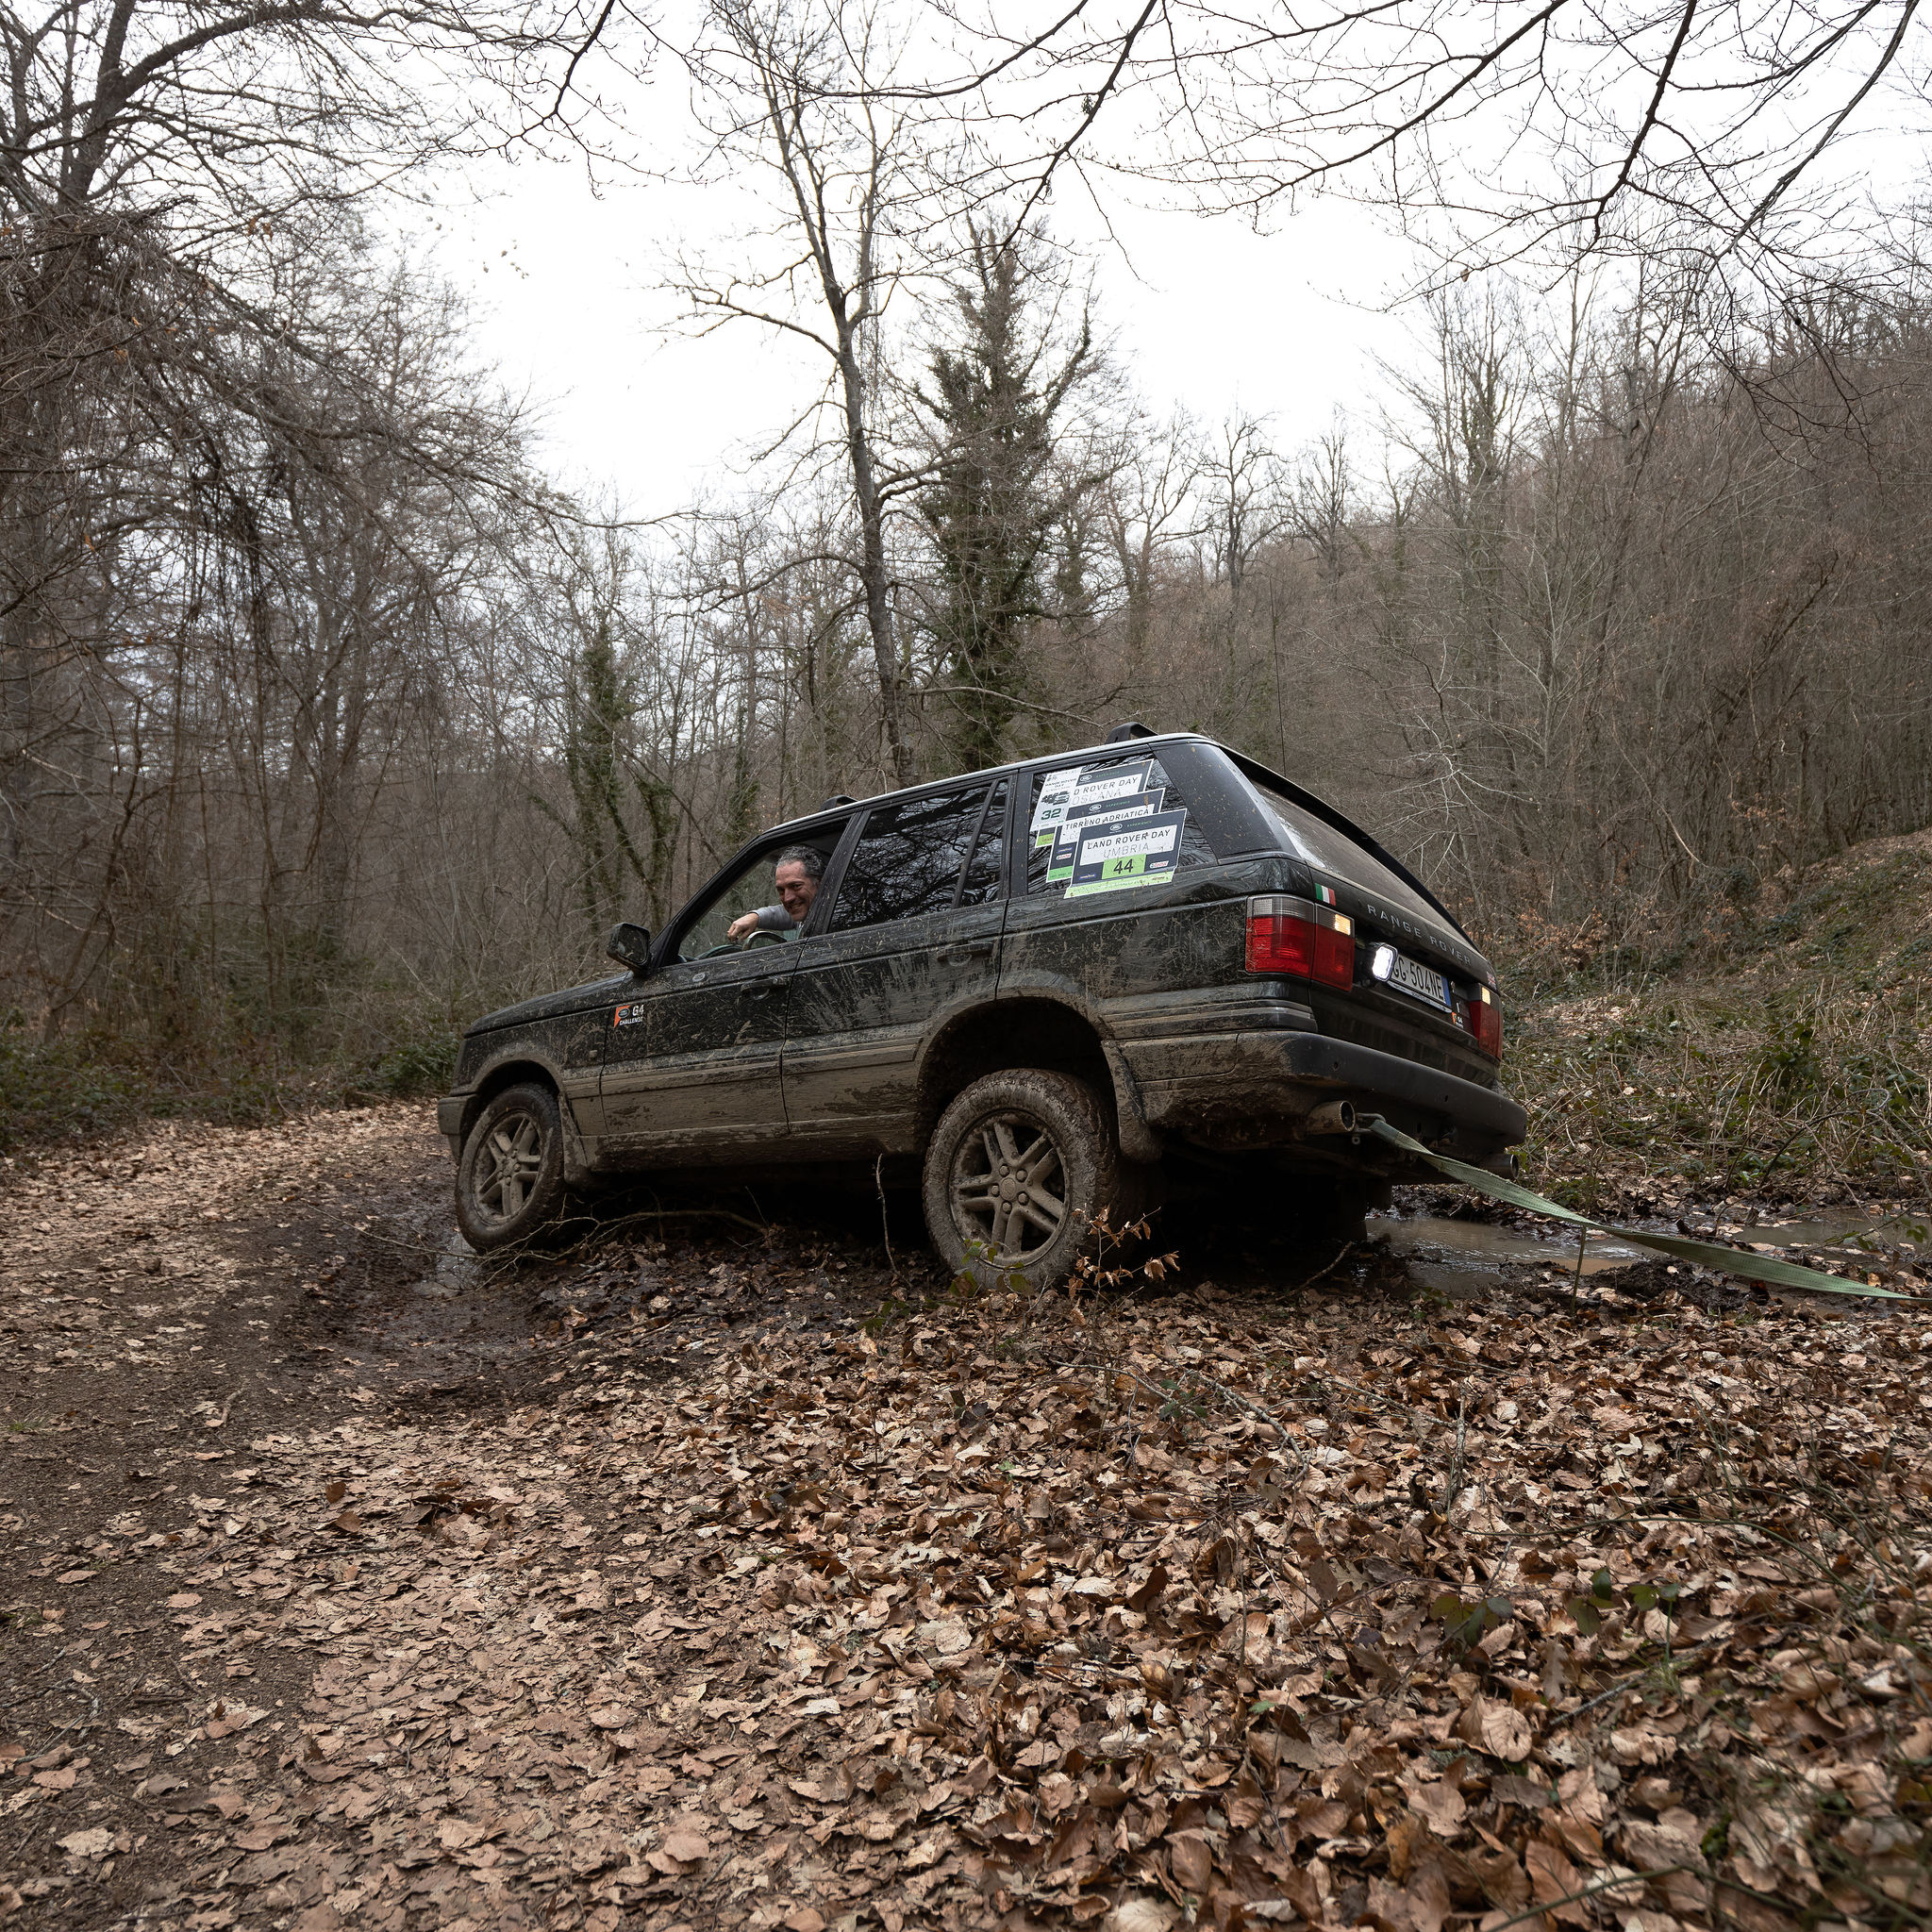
1063,809,1188,897
1030,758,1154,835
1043,788,1163,881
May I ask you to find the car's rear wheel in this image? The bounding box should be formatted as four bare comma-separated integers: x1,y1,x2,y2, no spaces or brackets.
923,1069,1126,1291
456,1082,569,1252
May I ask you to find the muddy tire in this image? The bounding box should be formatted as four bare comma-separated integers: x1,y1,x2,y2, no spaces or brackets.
923,1069,1126,1291
456,1082,569,1252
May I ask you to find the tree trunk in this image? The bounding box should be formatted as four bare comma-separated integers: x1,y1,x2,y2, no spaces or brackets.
837,322,910,787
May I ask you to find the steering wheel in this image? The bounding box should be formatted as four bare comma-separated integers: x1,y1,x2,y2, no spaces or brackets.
741,929,786,951
698,941,741,959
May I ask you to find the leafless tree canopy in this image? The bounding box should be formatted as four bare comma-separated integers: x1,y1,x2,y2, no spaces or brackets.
897,0,1930,280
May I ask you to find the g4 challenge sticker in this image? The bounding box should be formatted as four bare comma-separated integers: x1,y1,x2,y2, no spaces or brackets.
612,1001,648,1027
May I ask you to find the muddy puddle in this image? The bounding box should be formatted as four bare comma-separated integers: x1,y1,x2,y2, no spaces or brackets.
1369,1202,1920,1301
411,1230,482,1300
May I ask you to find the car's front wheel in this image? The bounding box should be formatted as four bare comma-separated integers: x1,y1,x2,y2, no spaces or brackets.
923,1069,1128,1291
456,1082,569,1252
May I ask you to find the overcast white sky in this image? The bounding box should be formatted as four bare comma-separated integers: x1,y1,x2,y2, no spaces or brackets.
402,147,1419,518
391,13,1931,524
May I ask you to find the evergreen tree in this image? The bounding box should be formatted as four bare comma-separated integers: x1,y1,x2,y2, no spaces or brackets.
916,224,1103,768
550,618,678,937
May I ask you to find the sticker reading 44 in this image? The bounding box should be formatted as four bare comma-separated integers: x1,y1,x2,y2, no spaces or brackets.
1043,788,1163,880
1064,810,1188,897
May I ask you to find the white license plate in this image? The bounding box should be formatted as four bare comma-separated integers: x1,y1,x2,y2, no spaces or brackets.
1384,951,1453,1012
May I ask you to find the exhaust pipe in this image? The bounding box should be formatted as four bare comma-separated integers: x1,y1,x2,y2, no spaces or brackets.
1300,1099,1358,1138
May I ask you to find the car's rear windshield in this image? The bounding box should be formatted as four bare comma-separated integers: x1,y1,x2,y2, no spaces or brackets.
1245,778,1457,935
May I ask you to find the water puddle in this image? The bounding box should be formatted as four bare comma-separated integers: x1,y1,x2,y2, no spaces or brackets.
1368,1213,1647,1299
1367,1203,1915,1301
411,1233,481,1301
1735,1213,1921,1249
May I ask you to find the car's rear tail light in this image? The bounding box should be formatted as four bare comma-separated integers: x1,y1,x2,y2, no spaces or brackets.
1246,895,1355,989
1470,982,1502,1058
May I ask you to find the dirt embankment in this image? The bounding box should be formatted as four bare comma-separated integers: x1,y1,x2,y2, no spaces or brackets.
1503,830,1932,1216
3,1107,1931,1932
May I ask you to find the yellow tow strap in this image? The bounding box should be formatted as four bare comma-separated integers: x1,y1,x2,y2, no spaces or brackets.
1363,1117,1915,1303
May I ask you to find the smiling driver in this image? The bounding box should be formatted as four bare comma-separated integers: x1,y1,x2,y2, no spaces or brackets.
725,845,824,941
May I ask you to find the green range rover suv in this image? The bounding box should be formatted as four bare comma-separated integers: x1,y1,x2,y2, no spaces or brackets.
437,726,1525,1284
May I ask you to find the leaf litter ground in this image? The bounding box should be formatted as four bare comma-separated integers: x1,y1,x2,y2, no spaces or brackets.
3,1107,1931,1932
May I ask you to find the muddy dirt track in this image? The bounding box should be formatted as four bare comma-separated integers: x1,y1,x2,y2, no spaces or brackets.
0,1106,912,1930
3,1106,1930,1932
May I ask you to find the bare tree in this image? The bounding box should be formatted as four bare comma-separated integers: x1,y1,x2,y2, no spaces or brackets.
840,0,1932,289
1290,420,1357,584
672,0,940,787
1198,409,1279,596
1097,408,1199,663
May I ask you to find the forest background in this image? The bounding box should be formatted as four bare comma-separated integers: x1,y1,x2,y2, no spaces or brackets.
4,0,1928,1202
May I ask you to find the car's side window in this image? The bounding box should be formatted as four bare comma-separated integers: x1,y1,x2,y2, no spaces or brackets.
957,779,1009,908
674,827,845,961
1025,756,1218,896
826,786,990,933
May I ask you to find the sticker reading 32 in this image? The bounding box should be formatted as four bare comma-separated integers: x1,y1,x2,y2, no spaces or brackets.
1031,759,1154,837
1064,810,1188,897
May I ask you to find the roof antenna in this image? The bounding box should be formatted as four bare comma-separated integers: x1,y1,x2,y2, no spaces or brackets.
821,794,856,808
1104,722,1156,743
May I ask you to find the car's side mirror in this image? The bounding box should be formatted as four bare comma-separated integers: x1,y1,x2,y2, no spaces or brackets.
606,923,654,976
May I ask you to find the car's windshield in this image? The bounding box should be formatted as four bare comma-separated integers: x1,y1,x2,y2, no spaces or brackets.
1246,780,1457,934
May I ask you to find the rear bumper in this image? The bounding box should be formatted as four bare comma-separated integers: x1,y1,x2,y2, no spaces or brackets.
1126,1028,1526,1164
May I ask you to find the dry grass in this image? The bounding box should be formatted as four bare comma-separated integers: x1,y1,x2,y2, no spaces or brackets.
1497,838,1932,1215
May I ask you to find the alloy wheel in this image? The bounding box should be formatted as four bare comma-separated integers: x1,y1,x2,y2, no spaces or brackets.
950,1112,1067,1260
477,1112,545,1223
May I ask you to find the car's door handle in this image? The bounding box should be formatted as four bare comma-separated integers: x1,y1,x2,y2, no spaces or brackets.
939,939,996,965
741,981,785,999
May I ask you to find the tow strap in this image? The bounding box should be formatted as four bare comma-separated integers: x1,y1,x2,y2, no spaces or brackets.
1363,1117,1915,1303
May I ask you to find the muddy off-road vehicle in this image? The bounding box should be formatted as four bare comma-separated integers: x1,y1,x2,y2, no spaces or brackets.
438,727,1525,1283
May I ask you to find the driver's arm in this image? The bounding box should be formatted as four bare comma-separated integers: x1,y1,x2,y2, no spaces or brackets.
726,903,791,941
